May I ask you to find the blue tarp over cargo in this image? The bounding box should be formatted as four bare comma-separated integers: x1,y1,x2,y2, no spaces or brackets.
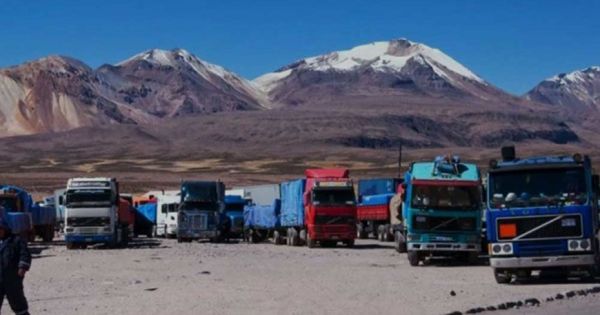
0,185,33,213
31,204,56,226
0,209,32,234
361,193,395,206
136,203,157,224
280,179,305,227
358,179,399,198
244,199,281,229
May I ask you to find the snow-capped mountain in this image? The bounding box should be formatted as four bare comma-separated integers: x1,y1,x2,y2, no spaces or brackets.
254,39,505,107
98,48,269,117
526,66,600,109
0,49,269,136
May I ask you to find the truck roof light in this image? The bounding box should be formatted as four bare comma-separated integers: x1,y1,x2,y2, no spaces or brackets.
573,153,583,163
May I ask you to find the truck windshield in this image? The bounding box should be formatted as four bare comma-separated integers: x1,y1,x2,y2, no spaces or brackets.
182,184,217,202
180,201,219,212
489,167,587,208
66,189,112,207
225,203,245,212
411,184,480,211
0,196,19,211
313,188,355,206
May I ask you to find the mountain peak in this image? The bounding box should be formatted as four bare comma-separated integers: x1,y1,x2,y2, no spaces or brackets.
527,65,600,109
254,38,485,95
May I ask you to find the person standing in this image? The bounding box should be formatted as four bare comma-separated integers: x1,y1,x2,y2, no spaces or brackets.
0,218,31,315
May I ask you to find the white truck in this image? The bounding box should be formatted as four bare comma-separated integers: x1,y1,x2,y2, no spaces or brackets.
155,192,180,238
64,177,132,249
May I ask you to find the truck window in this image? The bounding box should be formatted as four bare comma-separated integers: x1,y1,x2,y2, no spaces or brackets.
182,184,218,202
161,204,168,214
168,204,179,213
489,167,587,208
0,196,19,211
66,189,112,208
313,188,355,206
411,185,480,211
180,201,219,211
225,203,245,212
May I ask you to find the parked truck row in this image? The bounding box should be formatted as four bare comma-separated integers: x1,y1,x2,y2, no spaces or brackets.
1,146,598,284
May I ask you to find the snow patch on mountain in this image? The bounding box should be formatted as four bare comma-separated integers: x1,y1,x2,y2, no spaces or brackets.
254,39,485,92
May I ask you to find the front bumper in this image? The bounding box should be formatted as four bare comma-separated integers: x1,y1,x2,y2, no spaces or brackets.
178,229,218,239
490,254,596,269
65,233,113,243
408,242,480,252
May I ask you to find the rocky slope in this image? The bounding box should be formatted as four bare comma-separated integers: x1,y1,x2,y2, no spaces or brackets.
526,66,600,110
0,49,268,136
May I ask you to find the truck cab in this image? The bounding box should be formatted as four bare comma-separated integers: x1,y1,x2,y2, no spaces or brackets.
224,195,247,238
304,169,357,248
64,178,128,249
155,193,180,237
396,156,482,266
486,147,599,283
177,181,225,242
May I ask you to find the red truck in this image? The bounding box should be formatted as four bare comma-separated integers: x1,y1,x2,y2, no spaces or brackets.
303,168,357,248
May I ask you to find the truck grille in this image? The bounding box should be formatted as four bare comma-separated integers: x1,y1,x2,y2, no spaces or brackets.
497,214,582,241
67,217,109,227
517,240,565,257
190,214,208,230
412,216,477,232
315,215,355,225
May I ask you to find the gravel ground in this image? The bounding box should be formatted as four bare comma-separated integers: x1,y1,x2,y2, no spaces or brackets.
7,239,600,315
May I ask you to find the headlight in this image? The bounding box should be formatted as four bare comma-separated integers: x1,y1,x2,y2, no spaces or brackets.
568,239,592,252
489,242,513,256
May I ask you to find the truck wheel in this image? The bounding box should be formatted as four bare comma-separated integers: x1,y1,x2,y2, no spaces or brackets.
42,225,54,242
66,242,77,250
494,269,511,284
377,225,385,242
407,251,420,266
394,231,407,253
306,233,316,248
298,229,307,246
357,223,367,239
384,225,394,242
345,239,355,248
273,230,284,245
177,236,183,243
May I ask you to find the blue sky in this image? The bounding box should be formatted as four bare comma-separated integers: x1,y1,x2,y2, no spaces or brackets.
1,0,598,95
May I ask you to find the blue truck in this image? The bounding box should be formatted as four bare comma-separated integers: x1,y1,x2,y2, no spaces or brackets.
177,181,225,243
0,185,55,242
486,147,599,283
223,195,247,239
395,156,482,266
356,178,400,241
243,198,282,243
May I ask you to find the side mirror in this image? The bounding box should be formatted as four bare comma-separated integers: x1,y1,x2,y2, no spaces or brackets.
592,175,599,194
58,195,64,205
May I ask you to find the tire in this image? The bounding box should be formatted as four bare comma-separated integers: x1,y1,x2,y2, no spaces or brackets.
286,228,292,246
42,225,54,242
407,251,420,266
494,269,511,284
377,225,385,242
297,229,307,246
177,236,183,243
394,231,407,253
306,232,316,248
66,242,77,250
273,230,284,245
357,223,367,239
384,224,394,242
345,239,355,248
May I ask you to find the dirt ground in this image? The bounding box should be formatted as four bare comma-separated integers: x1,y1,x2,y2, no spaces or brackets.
9,238,599,315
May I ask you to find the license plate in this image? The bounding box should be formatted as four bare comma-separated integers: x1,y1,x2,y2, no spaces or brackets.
561,218,576,227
